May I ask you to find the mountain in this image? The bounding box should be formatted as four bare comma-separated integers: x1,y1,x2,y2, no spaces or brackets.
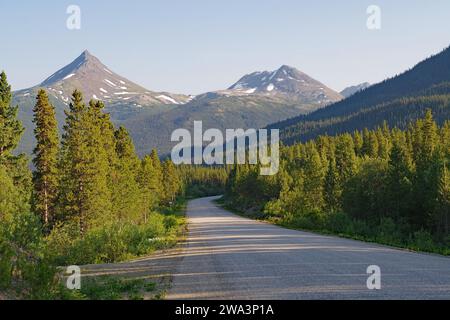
340,82,371,98
27,50,191,107
13,51,191,155
226,65,343,104
268,46,450,145
120,65,343,156
13,53,342,157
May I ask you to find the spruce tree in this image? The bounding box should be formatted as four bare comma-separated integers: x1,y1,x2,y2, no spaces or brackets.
324,158,340,213
111,126,141,222
32,90,59,228
436,161,450,235
149,148,164,199
162,159,180,204
138,155,160,222
386,132,413,219
0,71,24,159
59,91,112,235
335,133,357,185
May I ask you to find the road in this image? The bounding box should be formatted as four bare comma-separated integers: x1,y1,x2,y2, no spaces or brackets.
167,196,450,300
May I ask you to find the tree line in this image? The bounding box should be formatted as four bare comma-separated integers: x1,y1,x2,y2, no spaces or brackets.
226,111,450,251
0,71,184,298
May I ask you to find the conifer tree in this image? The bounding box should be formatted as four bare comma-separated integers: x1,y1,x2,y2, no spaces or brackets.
0,71,24,159
32,90,59,228
436,161,450,235
386,132,413,219
111,126,141,222
59,91,112,235
324,158,340,213
353,131,363,157
162,159,180,204
302,142,325,211
149,148,164,199
335,134,357,185
138,155,160,222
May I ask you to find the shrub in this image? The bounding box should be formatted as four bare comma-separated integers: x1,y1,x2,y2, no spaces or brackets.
410,230,435,252
376,217,402,244
46,212,178,265
326,212,353,234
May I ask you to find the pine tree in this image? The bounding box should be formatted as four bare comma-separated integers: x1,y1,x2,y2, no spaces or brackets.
111,126,141,222
149,148,164,200
324,157,340,213
58,91,112,235
0,72,31,201
436,161,450,236
302,142,325,211
353,131,363,157
335,133,357,185
0,71,24,159
412,110,440,228
386,132,413,219
162,159,180,204
32,90,59,228
138,155,160,222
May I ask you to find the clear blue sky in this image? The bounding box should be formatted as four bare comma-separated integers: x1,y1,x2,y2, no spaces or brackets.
1,0,450,94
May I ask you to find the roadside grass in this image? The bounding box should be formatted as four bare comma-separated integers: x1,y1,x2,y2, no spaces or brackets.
48,198,187,266
78,276,157,300
54,199,188,300
216,198,450,257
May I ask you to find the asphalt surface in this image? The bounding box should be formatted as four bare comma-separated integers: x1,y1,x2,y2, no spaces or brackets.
167,196,450,300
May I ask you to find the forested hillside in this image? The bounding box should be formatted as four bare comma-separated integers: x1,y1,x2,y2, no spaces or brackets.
270,46,450,145
226,111,450,253
0,71,187,299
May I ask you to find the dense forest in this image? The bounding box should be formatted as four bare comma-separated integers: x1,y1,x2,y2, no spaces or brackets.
270,46,450,146
2,63,450,299
0,71,190,298
226,111,450,253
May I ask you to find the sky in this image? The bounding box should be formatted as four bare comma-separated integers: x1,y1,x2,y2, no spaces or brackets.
1,0,450,95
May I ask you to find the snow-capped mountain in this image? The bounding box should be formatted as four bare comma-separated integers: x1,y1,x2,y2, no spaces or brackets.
13,53,343,157
17,50,191,108
340,82,371,98
13,50,192,155
124,66,344,156
224,65,343,104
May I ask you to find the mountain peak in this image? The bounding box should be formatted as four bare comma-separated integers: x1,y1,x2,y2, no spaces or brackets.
79,50,94,61
34,51,190,106
340,82,371,98
278,65,296,72
227,65,342,104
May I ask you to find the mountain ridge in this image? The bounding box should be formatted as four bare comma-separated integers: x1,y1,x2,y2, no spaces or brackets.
13,51,341,156
268,45,450,145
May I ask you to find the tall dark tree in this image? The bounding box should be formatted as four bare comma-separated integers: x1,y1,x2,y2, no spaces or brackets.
58,91,111,235
32,90,59,228
0,71,24,159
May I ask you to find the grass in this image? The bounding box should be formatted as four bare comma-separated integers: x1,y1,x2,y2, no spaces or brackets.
56,199,188,300
78,276,157,300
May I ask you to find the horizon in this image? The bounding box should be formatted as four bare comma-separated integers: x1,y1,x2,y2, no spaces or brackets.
2,1,450,94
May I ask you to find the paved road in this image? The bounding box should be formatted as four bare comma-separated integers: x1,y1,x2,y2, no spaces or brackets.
167,196,450,300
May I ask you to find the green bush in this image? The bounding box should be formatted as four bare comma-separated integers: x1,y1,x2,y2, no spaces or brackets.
376,217,402,244
288,210,325,231
46,211,181,266
410,230,435,252
326,212,353,234
0,211,65,299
